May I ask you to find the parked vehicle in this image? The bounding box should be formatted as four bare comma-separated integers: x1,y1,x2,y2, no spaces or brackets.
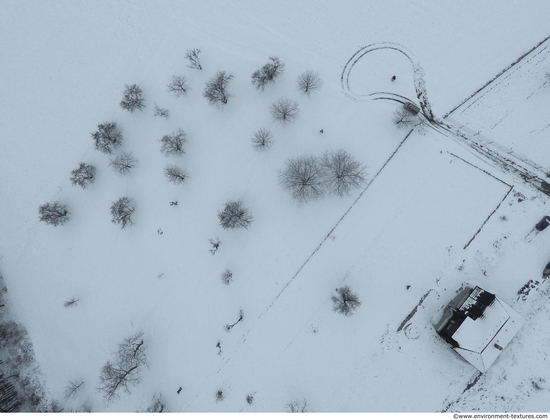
535,215,550,231
403,102,420,115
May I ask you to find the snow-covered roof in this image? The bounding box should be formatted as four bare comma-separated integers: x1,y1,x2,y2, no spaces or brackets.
450,292,525,372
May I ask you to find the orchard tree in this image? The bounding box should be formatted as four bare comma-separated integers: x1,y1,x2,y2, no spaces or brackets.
63,381,84,400
297,70,322,96
120,84,145,113
38,201,69,226
251,56,285,90
109,152,138,176
203,71,234,107
153,104,169,119
332,286,361,317
160,128,187,156
286,399,310,413
251,128,273,151
92,122,122,155
218,200,253,229
97,331,147,404
164,164,189,185
279,155,325,203
270,97,299,124
167,75,190,97
110,197,134,229
185,48,202,70
321,149,367,197
70,162,96,188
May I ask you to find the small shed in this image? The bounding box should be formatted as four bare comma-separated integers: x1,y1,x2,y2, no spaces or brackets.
434,286,525,372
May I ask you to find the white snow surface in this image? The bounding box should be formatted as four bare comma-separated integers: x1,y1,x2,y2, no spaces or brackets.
2,0,550,413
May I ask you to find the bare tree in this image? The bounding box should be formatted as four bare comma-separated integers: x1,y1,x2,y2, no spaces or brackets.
67,404,92,413
393,106,427,133
38,201,70,226
203,71,234,107
221,269,233,285
70,162,96,188
218,200,253,229
185,48,202,70
321,149,367,197
110,197,134,229
251,128,273,150
145,394,164,413
63,381,84,400
270,97,299,124
39,399,64,413
332,286,361,317
297,70,322,96
164,164,189,185
160,128,187,156
167,75,190,97
92,122,123,155
153,104,170,119
63,298,79,308
279,156,325,203
286,399,310,413
120,84,145,113
251,56,285,90
97,331,147,404
109,152,138,176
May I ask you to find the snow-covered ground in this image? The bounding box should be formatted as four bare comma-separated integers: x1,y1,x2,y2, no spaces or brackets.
2,0,550,413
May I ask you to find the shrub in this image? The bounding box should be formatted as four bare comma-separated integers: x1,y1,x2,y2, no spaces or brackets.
221,269,233,285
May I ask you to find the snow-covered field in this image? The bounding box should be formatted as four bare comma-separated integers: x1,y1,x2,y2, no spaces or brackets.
2,0,550,413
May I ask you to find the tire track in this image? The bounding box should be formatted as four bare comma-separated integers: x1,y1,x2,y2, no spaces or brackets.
444,35,550,118
342,41,550,197
341,42,436,121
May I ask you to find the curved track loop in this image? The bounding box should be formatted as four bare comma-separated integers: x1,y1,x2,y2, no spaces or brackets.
342,41,550,197
341,41,436,121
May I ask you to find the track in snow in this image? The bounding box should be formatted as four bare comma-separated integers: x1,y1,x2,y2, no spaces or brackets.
341,40,550,197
